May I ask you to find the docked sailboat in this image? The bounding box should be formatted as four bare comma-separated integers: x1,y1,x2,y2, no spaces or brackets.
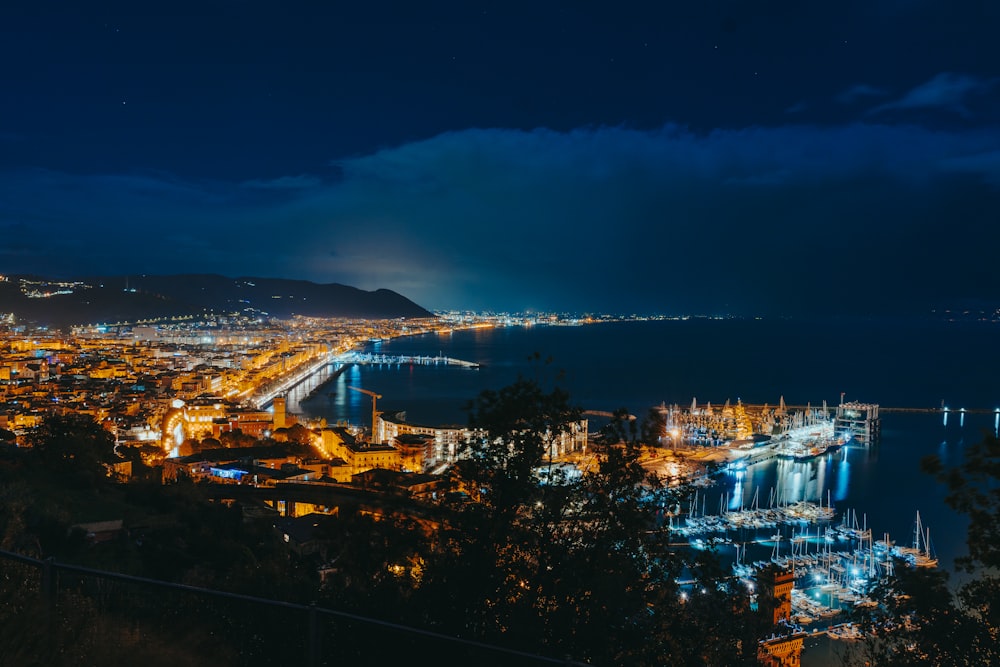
894,511,938,568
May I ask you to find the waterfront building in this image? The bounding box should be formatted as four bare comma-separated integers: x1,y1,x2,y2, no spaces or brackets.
377,411,588,473
321,426,401,476
658,399,753,444
835,400,880,444
377,412,474,472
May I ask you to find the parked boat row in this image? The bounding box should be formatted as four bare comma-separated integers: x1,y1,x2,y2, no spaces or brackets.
678,488,837,535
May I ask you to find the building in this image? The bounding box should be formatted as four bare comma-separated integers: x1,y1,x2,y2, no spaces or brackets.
757,564,794,626
393,433,435,473
758,633,805,667
835,400,880,445
321,426,401,476
377,412,472,471
161,396,297,450
756,564,802,667
377,411,589,472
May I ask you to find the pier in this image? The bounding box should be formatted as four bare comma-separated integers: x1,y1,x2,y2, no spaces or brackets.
335,352,480,369
301,362,353,401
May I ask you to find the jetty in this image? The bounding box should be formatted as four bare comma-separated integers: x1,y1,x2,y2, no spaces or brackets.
335,352,480,369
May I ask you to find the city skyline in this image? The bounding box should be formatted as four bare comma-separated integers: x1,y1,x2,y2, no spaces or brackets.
2,2,999,315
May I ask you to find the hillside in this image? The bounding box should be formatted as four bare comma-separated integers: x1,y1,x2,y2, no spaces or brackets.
0,274,434,328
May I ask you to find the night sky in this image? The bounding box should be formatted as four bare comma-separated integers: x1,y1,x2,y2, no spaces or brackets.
3,1,999,315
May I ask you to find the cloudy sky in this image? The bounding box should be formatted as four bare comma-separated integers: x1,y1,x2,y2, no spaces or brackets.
2,1,999,315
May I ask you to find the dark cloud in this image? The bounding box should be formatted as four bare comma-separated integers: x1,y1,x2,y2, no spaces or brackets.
2,122,999,315
869,73,998,117
836,84,888,105
240,175,323,190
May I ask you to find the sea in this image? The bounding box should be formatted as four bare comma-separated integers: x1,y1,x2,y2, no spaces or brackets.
287,316,997,661
287,316,999,569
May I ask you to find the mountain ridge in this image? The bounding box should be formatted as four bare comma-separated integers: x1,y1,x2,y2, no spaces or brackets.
0,273,435,328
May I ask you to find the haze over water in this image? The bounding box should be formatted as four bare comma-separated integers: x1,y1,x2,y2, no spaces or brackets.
292,317,1000,578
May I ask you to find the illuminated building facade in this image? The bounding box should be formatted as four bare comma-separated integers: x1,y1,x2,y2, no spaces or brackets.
757,633,804,667
321,426,401,476
377,412,474,472
758,564,794,625
377,412,589,473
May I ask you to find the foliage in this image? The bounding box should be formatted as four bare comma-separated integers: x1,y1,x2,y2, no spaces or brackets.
841,434,1000,666
219,429,257,448
24,413,120,486
916,434,1000,664
0,382,779,665
285,423,316,445
846,563,999,667
316,512,428,612
640,405,668,447
922,434,1000,573
409,378,762,666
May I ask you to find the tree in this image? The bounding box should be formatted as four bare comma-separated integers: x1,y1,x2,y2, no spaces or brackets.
200,437,221,450
640,405,668,448
219,429,255,448
285,423,315,446
413,378,761,666
910,434,1000,663
25,413,120,484
460,377,580,514
923,434,1000,574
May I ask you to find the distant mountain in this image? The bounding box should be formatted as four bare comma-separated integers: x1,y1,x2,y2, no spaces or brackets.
0,274,434,328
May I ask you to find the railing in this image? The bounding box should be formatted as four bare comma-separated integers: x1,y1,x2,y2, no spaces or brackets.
0,549,585,666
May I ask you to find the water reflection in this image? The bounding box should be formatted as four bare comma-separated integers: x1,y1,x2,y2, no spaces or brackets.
834,451,849,502
728,470,745,510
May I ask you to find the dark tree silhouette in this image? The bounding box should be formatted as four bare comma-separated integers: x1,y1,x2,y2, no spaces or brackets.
843,434,1000,665
410,378,763,666
25,413,120,484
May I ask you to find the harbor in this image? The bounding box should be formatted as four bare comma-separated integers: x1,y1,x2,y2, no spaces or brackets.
641,395,951,650
291,317,997,666
677,478,940,641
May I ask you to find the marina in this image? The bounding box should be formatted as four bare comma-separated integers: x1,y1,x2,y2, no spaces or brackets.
648,395,946,646
677,474,942,641
290,318,996,665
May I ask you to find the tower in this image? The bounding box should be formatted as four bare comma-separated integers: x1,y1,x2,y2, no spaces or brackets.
757,564,794,626
273,396,287,429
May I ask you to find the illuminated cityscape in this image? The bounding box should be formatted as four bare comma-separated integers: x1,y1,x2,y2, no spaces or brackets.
2,2,999,665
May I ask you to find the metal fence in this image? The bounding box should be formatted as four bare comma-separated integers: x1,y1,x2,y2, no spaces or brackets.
0,549,584,667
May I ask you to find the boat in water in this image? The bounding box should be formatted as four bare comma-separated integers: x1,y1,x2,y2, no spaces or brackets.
893,511,938,568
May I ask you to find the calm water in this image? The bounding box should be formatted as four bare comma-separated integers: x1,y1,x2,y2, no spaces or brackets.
290,318,1000,578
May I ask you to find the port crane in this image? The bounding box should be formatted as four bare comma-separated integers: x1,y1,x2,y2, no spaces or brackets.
347,386,382,444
